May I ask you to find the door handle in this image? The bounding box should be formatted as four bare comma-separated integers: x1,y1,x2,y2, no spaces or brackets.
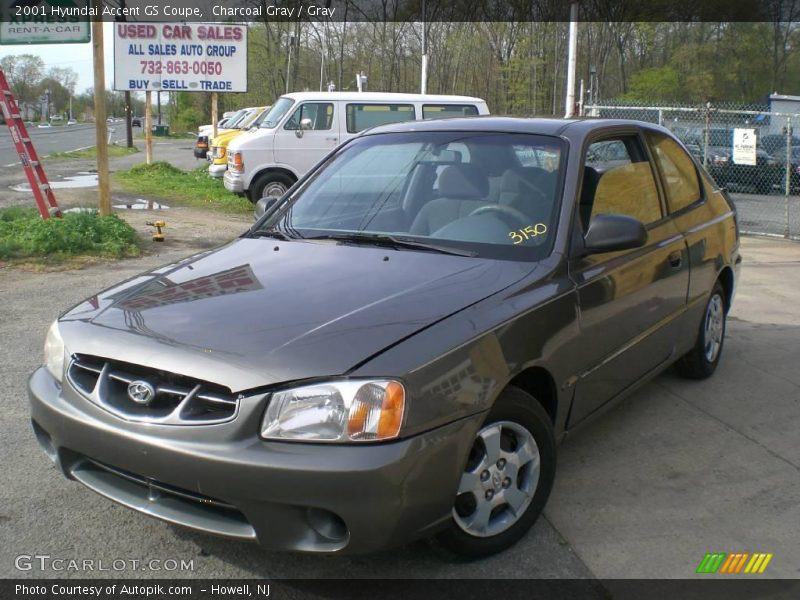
325,136,338,142
668,251,683,268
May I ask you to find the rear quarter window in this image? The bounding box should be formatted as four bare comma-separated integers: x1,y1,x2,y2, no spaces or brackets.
422,104,479,120
346,104,416,133
646,132,702,213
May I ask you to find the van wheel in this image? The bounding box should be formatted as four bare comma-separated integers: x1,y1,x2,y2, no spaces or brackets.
249,172,294,204
675,281,727,379
434,386,556,558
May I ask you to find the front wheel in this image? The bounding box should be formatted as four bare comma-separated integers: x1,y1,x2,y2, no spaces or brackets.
248,172,294,204
434,387,556,558
675,281,727,379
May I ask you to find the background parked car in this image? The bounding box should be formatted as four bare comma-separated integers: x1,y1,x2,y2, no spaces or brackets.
769,145,800,193
708,146,781,194
759,133,800,156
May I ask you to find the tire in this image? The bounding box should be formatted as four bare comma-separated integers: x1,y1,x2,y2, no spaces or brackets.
674,281,727,379
248,172,294,204
434,386,556,558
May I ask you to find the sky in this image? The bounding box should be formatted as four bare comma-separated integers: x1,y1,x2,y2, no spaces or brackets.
0,22,116,95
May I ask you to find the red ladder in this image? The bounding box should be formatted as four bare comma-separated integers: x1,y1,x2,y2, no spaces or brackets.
0,69,61,219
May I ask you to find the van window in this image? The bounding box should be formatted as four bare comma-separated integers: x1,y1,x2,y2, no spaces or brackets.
345,104,415,133
422,104,479,119
284,103,334,131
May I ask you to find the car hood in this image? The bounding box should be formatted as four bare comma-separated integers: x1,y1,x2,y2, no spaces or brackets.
59,238,532,392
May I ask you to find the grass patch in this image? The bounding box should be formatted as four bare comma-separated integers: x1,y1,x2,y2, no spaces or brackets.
113,162,252,213
47,145,139,160
0,207,140,262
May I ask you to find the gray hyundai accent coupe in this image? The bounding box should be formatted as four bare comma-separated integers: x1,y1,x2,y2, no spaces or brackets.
30,117,740,557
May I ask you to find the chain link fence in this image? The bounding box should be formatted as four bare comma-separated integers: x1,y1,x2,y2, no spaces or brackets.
584,101,800,240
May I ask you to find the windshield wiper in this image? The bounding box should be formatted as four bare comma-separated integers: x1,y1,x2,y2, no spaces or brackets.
250,228,294,241
305,232,477,257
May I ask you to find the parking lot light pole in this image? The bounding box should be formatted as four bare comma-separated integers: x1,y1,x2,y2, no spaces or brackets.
564,2,578,118
420,0,428,94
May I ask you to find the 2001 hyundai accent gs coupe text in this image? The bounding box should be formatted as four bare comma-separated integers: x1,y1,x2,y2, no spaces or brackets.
29,117,741,557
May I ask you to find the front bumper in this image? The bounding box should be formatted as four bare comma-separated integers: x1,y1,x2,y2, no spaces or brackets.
29,367,482,554
223,170,245,194
208,162,227,178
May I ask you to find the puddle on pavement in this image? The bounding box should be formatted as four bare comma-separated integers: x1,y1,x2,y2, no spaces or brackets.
11,171,98,191
113,198,170,210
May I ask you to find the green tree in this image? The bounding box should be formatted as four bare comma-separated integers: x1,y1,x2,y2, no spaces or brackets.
623,66,681,103
0,54,45,108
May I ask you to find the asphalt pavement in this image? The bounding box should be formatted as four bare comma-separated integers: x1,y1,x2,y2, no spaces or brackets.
0,124,102,166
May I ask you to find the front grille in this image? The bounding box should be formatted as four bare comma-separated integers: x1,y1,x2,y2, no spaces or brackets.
67,354,240,425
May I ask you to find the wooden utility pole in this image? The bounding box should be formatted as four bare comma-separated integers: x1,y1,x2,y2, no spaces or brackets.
91,5,111,216
145,90,153,164
211,92,218,139
118,0,133,148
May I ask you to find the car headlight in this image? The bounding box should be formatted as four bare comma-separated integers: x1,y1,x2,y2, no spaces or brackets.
43,320,65,382
261,380,405,442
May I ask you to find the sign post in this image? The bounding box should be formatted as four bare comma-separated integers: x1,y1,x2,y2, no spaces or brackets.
145,91,153,164
211,92,218,139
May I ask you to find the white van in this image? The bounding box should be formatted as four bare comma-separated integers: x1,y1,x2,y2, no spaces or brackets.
223,92,489,202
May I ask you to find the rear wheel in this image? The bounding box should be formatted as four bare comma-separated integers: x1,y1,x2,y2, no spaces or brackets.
434,386,556,558
248,172,294,204
675,281,727,379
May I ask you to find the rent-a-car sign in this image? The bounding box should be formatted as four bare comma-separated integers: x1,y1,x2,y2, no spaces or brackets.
113,23,247,92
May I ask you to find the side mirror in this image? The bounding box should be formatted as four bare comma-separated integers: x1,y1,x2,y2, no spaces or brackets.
295,117,313,138
254,195,280,221
584,214,647,254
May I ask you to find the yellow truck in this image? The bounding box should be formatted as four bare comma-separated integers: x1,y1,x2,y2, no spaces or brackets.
207,106,269,178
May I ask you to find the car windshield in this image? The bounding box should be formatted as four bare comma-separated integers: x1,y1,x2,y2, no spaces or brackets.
227,110,254,128
249,106,272,128
219,110,246,128
253,131,565,261
260,97,295,128
238,108,266,129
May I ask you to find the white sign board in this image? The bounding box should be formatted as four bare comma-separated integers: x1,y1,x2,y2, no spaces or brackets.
0,0,90,45
113,23,247,92
733,128,757,166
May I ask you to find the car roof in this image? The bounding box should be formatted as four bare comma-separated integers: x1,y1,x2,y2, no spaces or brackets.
279,91,486,103
361,116,674,138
